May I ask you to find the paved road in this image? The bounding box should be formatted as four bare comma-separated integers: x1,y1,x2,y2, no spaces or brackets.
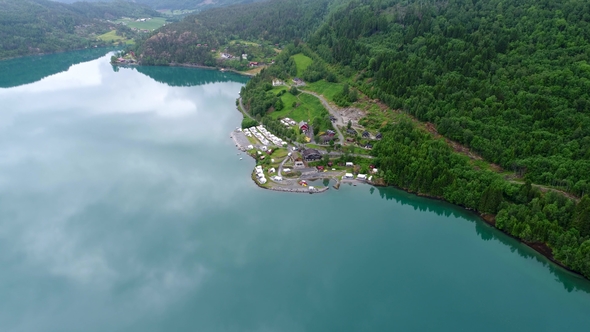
300,90,345,145
238,97,255,120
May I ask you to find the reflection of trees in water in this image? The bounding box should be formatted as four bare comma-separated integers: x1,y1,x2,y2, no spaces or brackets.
134,65,249,87
375,185,590,293
0,48,114,88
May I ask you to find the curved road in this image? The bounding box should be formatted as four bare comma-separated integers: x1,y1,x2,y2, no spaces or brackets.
238,97,255,120
300,90,345,145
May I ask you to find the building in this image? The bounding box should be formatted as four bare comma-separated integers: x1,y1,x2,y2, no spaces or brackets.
346,128,357,135
242,54,248,60
320,135,332,144
376,132,383,139
345,162,354,167
302,149,322,161
272,79,284,86
299,121,309,132
362,131,370,138
344,173,354,179
357,174,367,180
294,161,305,168
292,77,304,86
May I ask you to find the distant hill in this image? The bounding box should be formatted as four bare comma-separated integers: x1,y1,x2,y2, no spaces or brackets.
50,0,264,10
0,0,159,59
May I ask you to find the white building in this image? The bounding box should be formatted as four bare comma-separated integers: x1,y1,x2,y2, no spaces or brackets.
346,162,354,167
344,173,354,179
357,174,367,180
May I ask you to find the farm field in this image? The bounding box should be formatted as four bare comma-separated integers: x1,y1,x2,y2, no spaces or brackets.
97,30,134,44
114,17,167,30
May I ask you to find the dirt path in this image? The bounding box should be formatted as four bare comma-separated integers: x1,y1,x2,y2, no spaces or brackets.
299,90,345,145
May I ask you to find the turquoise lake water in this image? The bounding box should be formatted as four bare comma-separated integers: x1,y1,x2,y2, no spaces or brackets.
0,51,589,331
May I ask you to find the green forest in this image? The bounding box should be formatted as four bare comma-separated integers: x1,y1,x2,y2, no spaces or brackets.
0,0,159,59
132,0,334,65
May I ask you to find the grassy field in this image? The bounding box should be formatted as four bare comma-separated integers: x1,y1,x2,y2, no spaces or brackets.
269,88,327,123
97,30,134,44
115,17,167,30
305,80,344,101
292,53,313,77
158,9,196,16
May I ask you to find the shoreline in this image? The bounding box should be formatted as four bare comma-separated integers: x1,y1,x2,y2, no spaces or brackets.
112,61,256,77
227,77,586,281
369,180,585,279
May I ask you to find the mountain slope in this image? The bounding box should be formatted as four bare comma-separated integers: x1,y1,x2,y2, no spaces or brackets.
133,0,336,65
0,0,158,59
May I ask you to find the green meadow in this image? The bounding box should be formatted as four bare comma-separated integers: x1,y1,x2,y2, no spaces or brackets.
269,88,328,123
115,17,167,30
292,53,312,77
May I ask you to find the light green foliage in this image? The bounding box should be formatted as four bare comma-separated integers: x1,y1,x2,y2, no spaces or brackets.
292,53,313,77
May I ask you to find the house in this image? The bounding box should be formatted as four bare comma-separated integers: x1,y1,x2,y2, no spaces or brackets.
294,161,305,168
327,162,333,167
283,168,291,173
249,62,259,67
272,176,283,181
346,128,357,135
329,116,336,122
299,121,309,132
345,162,354,167
269,168,276,173
372,168,379,174
292,77,304,86
376,132,382,139
242,54,248,60
247,145,254,150
259,177,267,184
320,135,332,144
272,79,284,86
326,130,336,137
362,131,370,138
317,166,324,171
302,149,322,161
357,174,367,180
344,173,354,179
365,143,373,149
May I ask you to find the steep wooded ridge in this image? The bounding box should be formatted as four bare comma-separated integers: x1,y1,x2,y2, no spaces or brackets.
0,0,158,59
143,0,590,277
132,0,335,65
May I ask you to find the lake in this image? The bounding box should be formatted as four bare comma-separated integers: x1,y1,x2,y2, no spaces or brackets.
1,51,589,332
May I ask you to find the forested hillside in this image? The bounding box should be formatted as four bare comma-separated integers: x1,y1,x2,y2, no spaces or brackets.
0,0,158,59
309,0,590,196
133,0,336,65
